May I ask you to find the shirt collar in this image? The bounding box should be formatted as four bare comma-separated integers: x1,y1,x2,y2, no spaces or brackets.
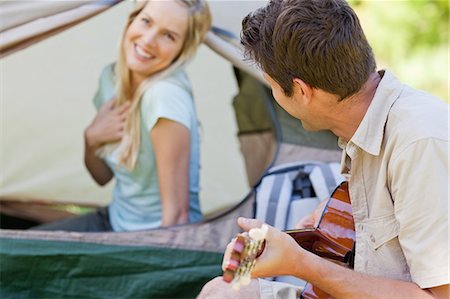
345,70,404,156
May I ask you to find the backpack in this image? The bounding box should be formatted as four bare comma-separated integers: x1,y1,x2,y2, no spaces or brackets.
254,160,345,286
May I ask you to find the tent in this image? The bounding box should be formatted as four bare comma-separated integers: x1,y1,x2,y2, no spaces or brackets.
0,1,341,297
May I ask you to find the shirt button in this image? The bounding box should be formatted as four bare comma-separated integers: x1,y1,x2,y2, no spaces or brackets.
370,234,376,243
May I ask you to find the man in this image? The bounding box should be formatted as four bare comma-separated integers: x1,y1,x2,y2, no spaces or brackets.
197,0,449,298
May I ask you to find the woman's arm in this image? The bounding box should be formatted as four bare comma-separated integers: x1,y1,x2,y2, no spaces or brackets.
84,130,113,186
151,118,190,226
84,100,130,185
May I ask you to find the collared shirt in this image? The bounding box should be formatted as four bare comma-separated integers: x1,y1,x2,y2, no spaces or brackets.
338,70,449,288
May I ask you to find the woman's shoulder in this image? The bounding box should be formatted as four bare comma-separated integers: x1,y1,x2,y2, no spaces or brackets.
141,69,193,108
93,62,116,108
152,68,192,96
140,69,196,116
140,69,197,130
99,62,116,83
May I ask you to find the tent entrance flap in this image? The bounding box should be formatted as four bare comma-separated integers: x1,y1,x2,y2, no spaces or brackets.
0,0,124,58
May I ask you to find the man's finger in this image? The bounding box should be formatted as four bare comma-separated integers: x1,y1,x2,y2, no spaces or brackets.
222,240,235,271
237,217,264,231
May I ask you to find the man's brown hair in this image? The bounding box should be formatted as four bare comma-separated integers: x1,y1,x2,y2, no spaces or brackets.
241,0,376,99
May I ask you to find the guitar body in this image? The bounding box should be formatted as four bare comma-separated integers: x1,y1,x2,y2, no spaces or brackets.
286,181,355,299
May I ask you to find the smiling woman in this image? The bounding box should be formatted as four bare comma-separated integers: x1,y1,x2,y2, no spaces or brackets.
31,0,212,232
124,1,189,82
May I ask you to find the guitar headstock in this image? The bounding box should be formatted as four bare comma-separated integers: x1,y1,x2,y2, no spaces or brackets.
222,224,268,290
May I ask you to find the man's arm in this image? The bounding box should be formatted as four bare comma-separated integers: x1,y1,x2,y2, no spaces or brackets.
236,217,449,299
298,246,448,298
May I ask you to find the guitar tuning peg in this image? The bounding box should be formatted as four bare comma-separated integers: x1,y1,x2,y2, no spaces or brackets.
249,224,269,241
233,236,246,253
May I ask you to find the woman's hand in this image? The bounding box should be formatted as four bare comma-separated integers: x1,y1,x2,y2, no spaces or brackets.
83,99,129,186
85,100,130,150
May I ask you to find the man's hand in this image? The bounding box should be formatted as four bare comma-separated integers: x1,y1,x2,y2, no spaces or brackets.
223,217,306,279
295,200,327,229
222,201,326,279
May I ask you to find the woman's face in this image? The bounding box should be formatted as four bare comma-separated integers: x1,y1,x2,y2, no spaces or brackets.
124,0,189,84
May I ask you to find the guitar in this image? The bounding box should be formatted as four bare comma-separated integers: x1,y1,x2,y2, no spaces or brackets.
223,181,355,298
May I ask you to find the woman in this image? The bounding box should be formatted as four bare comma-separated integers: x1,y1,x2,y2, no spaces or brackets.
33,0,211,232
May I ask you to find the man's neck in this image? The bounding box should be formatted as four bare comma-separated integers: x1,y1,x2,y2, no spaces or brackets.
331,72,381,142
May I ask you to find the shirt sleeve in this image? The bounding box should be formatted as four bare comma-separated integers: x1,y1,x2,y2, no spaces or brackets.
390,137,449,288
92,64,115,110
141,80,194,132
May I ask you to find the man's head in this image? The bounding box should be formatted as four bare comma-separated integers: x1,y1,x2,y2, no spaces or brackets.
241,0,376,100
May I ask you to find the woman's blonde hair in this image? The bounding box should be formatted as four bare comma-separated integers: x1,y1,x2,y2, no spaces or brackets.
110,0,211,170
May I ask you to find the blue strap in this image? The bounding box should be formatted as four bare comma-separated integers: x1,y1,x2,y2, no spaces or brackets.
264,174,286,226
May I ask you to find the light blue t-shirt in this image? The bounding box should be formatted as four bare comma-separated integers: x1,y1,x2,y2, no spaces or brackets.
93,64,202,231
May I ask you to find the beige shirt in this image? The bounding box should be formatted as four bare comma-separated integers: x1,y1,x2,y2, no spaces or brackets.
260,71,449,298
339,70,449,288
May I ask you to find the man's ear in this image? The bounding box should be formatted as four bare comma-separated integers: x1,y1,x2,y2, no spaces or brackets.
293,78,312,104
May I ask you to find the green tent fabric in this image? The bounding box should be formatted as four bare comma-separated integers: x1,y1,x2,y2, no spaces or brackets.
232,67,339,150
0,238,222,298
232,67,274,134
0,190,255,298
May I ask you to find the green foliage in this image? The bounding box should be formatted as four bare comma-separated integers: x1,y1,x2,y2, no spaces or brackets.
54,204,94,215
349,0,449,101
